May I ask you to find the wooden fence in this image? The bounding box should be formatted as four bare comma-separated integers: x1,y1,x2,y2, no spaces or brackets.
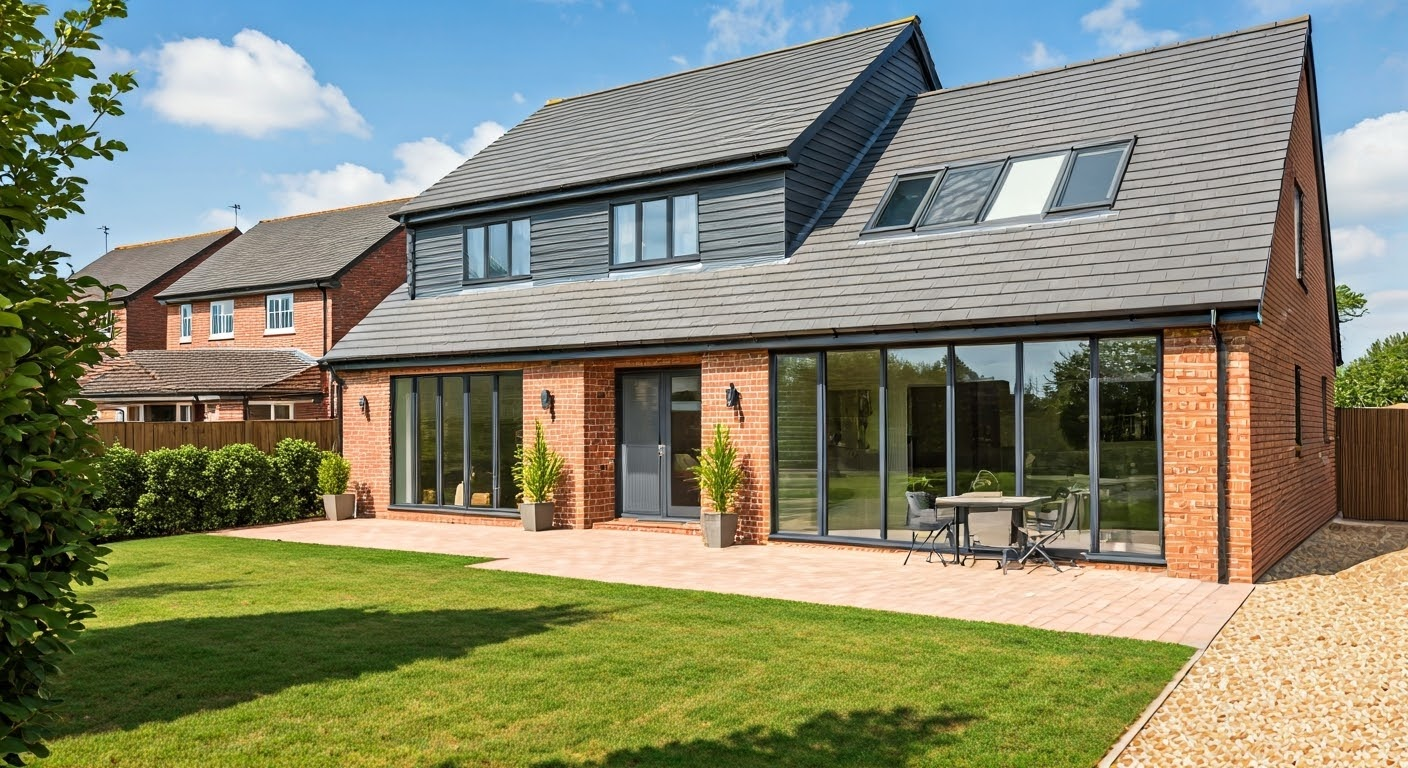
96,419,340,454
1337,407,1408,522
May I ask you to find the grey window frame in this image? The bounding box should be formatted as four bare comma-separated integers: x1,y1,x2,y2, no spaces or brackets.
609,193,701,268
1294,365,1303,447
1048,140,1136,213
1293,183,1305,282
462,218,531,284
861,137,1137,237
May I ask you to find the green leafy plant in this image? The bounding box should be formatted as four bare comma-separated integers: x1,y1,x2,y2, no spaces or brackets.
273,438,322,517
1337,332,1408,408
512,421,564,504
91,443,144,537
207,444,277,527
318,452,352,496
690,423,745,514
134,446,208,535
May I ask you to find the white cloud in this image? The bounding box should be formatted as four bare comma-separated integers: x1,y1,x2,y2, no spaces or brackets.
90,45,135,71
1080,0,1180,53
198,205,257,231
1342,288,1408,361
145,29,369,139
1326,111,1408,224
512,91,526,104
1333,225,1389,264
1024,41,1066,69
704,0,852,62
268,122,507,216
670,54,689,68
1244,0,1355,17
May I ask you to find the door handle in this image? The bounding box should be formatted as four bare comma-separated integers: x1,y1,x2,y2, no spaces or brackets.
658,444,666,457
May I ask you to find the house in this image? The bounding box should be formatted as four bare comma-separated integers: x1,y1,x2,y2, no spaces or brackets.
83,200,408,422
75,228,241,355
323,17,1339,584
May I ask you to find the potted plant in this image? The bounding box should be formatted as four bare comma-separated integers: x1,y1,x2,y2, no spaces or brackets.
512,421,564,532
690,423,745,548
318,452,355,520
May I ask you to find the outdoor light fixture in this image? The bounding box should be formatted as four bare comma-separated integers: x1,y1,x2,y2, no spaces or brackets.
540,389,554,410
358,395,368,415
724,383,740,409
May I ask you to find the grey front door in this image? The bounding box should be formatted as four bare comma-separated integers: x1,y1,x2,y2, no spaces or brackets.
618,370,702,519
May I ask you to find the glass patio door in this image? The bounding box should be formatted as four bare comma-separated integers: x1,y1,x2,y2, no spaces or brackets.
618,370,701,519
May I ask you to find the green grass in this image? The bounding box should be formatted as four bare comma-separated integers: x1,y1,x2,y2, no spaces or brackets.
39,536,1191,767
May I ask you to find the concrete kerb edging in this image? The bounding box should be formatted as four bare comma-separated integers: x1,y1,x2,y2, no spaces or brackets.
1096,583,1258,768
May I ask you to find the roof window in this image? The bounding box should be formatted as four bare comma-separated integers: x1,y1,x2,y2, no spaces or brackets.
866,139,1134,235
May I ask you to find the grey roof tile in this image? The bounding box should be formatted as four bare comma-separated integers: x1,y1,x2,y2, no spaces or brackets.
74,229,237,300
159,199,407,299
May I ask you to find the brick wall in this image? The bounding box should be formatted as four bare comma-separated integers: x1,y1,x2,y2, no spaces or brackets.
1245,68,1338,579
119,229,239,352
342,351,773,544
166,288,328,356
104,306,128,355
330,232,406,346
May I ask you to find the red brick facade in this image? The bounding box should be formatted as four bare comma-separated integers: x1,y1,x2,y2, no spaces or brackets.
102,229,240,355
341,351,774,545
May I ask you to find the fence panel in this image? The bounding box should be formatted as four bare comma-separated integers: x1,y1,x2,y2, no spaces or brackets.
1337,407,1408,522
97,420,341,454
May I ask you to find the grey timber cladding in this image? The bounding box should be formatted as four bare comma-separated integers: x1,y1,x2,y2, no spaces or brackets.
410,173,786,297
398,19,918,216
326,20,1309,365
785,39,933,252
75,229,237,300
160,199,407,299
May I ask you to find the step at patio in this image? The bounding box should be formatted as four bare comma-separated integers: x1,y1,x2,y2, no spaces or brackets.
592,518,702,536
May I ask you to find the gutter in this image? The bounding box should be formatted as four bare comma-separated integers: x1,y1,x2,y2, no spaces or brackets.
1212,309,1230,585
157,279,339,305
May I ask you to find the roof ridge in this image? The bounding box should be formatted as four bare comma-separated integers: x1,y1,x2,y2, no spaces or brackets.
112,227,237,251
542,16,919,107
920,15,1309,99
260,197,414,224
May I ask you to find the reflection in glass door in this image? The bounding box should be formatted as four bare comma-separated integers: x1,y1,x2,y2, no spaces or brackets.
618,370,701,519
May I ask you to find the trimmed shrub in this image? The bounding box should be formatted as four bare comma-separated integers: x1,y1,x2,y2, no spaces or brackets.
206,444,277,527
92,444,145,538
135,446,209,536
272,438,322,519
318,452,351,496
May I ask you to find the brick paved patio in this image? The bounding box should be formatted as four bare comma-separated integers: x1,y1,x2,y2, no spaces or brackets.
221,518,1252,648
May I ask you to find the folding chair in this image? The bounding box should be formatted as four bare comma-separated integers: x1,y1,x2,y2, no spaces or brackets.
902,491,956,565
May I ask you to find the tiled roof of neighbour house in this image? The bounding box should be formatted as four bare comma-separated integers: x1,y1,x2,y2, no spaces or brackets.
324,19,1312,365
73,229,239,300
398,18,935,217
158,199,409,300
80,349,321,396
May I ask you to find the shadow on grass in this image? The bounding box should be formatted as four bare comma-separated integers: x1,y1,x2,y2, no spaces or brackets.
94,580,246,601
53,604,593,738
502,708,975,768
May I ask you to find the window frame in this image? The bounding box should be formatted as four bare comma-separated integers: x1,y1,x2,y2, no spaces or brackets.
1294,365,1303,448
1293,183,1305,283
609,193,701,268
1321,375,1330,444
461,217,532,284
209,299,234,340
861,137,1137,237
265,293,295,334
179,303,192,343
248,401,295,421
1048,140,1136,213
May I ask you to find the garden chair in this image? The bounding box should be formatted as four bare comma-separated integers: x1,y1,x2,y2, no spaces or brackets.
903,491,957,566
1016,490,1082,572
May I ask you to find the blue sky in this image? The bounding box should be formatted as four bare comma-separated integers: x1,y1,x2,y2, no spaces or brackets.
46,0,1408,359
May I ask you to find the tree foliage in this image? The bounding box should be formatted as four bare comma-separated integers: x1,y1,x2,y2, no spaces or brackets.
1336,333,1408,408
1336,283,1367,325
0,1,134,762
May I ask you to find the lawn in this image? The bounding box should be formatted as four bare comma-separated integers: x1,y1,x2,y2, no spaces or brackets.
38,535,1191,767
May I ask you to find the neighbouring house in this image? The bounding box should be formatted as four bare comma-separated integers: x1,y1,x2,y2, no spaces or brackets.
83,200,408,422
323,16,1339,583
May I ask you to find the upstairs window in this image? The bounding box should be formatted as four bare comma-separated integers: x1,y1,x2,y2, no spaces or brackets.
179,303,192,342
866,139,1134,234
266,293,294,332
464,218,530,281
209,299,234,339
611,194,699,265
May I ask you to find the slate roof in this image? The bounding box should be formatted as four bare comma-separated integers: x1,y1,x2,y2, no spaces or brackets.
399,18,926,216
73,229,237,300
325,19,1311,365
159,199,408,300
81,349,320,396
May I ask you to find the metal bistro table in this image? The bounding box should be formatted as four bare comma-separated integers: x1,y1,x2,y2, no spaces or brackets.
931,495,1050,573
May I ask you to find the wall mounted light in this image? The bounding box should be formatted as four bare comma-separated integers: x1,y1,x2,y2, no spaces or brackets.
724,383,740,409
540,388,555,421
358,395,369,415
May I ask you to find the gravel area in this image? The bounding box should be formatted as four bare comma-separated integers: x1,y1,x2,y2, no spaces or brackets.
1115,521,1408,767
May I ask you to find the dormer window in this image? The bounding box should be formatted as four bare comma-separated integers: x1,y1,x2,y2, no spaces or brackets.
464,218,531,282
866,139,1134,235
611,193,699,266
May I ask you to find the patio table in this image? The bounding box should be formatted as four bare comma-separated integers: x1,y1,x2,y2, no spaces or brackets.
931,495,1050,573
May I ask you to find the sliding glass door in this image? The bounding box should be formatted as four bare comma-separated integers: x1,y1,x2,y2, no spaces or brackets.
391,372,523,510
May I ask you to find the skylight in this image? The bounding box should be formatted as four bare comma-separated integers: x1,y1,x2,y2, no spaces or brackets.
866,139,1134,235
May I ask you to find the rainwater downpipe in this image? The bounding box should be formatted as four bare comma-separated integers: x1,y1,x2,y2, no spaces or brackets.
1211,309,1230,585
